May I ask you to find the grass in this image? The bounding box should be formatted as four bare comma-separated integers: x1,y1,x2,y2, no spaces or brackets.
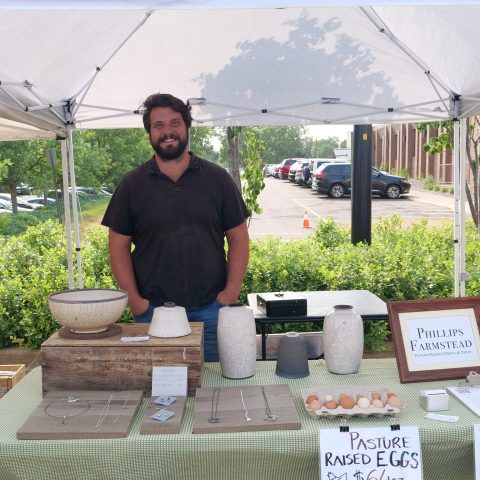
76,196,110,230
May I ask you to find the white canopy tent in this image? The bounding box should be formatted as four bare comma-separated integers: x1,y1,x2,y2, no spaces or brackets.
0,1,477,294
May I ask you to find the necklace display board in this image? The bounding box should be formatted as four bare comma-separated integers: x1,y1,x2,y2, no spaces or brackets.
140,396,187,435
41,323,203,395
16,390,143,440
193,384,301,433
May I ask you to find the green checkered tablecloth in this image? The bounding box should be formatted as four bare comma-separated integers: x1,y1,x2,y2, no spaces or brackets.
0,359,476,480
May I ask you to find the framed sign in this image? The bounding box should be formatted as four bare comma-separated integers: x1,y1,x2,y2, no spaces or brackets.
388,297,480,383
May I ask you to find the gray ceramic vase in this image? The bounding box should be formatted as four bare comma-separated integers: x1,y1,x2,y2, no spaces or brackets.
275,331,310,379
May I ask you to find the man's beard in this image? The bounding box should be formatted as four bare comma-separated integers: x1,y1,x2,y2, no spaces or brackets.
151,133,189,161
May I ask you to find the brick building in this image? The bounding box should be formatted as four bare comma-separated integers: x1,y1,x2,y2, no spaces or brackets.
372,123,454,184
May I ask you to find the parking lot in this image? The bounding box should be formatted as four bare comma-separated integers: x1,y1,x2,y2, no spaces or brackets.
248,177,456,240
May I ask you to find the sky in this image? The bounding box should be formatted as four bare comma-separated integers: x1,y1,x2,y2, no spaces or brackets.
306,124,353,144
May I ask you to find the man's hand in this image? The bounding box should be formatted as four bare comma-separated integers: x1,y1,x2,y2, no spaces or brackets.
216,288,239,306
129,296,150,316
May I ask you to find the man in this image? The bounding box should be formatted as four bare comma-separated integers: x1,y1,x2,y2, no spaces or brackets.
102,93,249,361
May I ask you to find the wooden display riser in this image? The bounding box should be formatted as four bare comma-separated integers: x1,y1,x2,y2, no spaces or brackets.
41,323,203,396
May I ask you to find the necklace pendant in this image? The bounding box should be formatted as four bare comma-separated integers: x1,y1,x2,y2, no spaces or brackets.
208,417,220,423
62,416,68,425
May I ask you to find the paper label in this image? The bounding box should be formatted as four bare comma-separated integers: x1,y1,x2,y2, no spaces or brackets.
152,365,188,397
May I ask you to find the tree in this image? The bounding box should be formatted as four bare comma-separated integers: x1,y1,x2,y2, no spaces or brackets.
416,119,480,230
189,126,219,163
0,139,58,212
226,126,243,191
73,129,151,189
310,136,342,158
240,130,265,225
257,126,307,165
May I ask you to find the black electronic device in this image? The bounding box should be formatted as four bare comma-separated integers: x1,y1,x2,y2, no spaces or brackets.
256,292,307,317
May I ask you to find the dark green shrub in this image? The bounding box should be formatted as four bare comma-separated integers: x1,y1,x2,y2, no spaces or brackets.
1,215,479,351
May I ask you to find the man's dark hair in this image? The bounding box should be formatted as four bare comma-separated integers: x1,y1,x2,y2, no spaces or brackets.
142,93,192,132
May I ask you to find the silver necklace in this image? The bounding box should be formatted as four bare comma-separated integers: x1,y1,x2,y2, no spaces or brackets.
261,387,277,422
240,389,251,422
93,395,113,430
44,397,91,425
112,393,130,427
208,388,221,423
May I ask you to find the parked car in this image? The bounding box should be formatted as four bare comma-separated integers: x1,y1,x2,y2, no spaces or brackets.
277,158,299,179
0,194,44,210
27,197,56,207
313,163,411,199
262,164,277,177
0,201,11,214
295,158,334,187
0,198,32,212
288,161,309,182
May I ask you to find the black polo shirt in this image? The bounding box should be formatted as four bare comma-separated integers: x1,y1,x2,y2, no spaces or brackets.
101,155,249,308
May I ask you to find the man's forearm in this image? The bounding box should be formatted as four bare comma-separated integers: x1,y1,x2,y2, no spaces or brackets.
108,230,148,315
219,221,249,304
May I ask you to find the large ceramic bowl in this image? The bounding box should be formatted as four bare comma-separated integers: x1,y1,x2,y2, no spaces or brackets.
48,288,128,334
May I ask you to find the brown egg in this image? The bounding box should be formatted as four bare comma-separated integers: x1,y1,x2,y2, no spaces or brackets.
323,400,338,409
371,392,382,401
308,399,322,410
371,399,384,408
339,395,356,409
387,392,397,398
306,394,319,405
387,396,404,408
338,393,349,399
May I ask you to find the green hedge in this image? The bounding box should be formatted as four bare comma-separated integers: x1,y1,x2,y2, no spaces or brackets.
1,215,479,350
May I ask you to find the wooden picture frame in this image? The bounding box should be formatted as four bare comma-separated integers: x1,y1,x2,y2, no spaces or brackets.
388,296,480,383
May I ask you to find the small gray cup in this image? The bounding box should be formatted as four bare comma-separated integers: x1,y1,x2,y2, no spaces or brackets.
275,332,310,379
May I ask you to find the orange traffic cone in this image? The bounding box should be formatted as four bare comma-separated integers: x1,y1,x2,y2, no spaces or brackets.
302,209,311,228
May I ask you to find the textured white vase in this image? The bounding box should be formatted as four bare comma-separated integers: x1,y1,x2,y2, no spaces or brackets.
323,304,363,374
217,304,256,379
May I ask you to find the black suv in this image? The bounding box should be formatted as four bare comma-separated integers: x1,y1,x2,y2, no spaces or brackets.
313,163,411,199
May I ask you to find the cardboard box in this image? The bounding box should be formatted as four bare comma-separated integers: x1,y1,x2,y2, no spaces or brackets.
41,323,203,396
0,364,26,394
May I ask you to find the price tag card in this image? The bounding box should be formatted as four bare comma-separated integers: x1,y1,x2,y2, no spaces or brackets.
475,424,480,480
319,426,423,480
152,365,188,397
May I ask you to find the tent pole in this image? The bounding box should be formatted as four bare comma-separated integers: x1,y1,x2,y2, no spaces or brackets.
67,126,83,289
60,139,74,290
453,121,460,296
453,120,468,297
459,118,468,296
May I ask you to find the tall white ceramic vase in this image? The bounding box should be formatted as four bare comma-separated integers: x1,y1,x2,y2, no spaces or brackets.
217,304,256,379
323,304,363,374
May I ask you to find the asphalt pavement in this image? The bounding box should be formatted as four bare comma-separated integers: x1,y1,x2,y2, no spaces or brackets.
248,177,457,240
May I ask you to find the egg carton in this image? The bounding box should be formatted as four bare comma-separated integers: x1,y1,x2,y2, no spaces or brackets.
301,386,402,419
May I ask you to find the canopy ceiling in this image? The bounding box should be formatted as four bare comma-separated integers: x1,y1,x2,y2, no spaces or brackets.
1,2,480,137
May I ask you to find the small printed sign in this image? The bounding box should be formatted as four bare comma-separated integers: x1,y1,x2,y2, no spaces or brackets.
152,365,188,397
475,424,480,480
319,426,423,480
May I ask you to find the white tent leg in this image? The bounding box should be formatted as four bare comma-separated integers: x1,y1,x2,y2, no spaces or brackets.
60,140,74,290
67,126,83,289
453,119,468,297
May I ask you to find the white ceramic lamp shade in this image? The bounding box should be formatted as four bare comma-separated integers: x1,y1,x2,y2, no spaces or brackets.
217,304,256,379
148,302,192,338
